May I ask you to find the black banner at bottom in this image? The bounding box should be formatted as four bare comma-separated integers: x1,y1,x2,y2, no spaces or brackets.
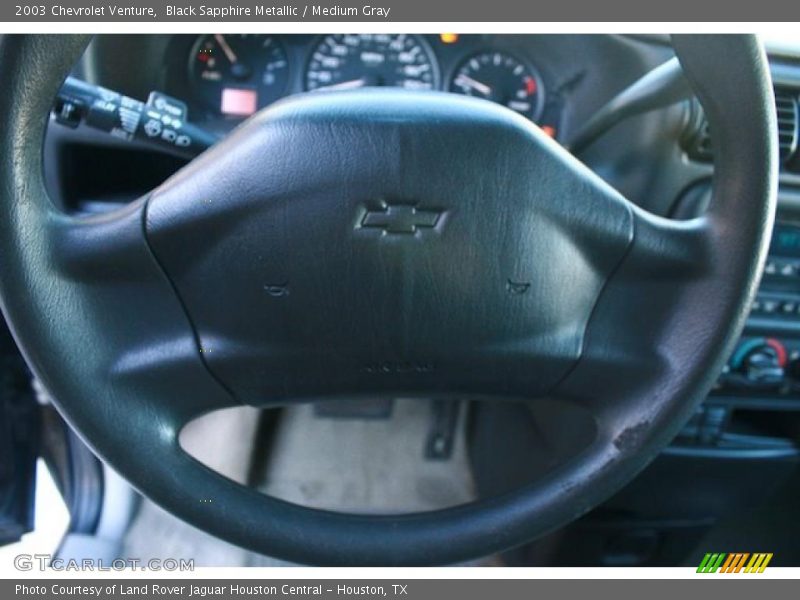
4,579,798,600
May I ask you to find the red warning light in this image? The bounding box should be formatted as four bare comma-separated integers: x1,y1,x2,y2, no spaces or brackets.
221,88,258,116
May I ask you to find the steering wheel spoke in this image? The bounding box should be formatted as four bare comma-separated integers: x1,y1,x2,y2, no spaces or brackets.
50,206,239,420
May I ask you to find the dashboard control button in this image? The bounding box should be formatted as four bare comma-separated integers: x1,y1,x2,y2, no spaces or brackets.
762,299,779,314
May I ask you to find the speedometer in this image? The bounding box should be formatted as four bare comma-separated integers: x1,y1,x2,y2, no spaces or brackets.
305,34,439,92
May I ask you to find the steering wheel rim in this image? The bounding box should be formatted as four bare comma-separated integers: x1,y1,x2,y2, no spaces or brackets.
0,34,777,566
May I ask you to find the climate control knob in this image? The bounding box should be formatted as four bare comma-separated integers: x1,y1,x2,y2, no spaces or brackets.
729,337,787,386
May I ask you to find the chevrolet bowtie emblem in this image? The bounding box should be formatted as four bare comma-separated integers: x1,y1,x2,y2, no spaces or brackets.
360,203,443,234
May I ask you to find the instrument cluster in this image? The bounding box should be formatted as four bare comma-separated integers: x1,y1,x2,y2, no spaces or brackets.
177,34,557,134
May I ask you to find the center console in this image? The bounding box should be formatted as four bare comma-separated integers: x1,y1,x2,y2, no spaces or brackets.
716,222,800,402
710,221,800,411
531,218,800,567
673,221,800,450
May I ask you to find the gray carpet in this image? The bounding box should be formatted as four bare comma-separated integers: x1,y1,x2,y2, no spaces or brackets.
259,400,475,513
122,399,480,566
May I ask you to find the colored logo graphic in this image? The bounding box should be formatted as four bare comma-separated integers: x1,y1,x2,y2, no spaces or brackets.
697,553,773,573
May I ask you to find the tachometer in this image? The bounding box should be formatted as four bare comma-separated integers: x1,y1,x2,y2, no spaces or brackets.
190,34,289,117
305,34,439,92
450,51,544,121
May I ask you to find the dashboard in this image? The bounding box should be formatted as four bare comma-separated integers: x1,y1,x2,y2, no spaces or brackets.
179,34,549,125
77,34,671,144
54,34,680,215
174,34,554,131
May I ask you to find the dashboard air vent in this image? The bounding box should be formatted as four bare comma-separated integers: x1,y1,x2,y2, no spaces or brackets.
775,89,799,160
684,87,799,164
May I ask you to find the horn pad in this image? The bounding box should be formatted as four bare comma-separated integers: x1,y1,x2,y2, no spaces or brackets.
145,90,633,404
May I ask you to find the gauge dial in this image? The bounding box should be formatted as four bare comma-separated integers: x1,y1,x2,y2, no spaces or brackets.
305,34,439,92
450,51,544,121
190,34,289,116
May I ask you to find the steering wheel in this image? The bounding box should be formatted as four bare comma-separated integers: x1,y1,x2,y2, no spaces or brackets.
0,35,776,566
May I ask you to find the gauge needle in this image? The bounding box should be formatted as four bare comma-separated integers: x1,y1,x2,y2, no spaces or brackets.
455,74,492,97
214,34,238,64
314,78,368,92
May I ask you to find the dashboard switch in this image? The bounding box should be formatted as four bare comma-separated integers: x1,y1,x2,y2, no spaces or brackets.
53,77,218,159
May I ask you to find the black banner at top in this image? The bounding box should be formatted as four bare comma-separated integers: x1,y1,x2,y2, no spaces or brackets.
3,0,800,22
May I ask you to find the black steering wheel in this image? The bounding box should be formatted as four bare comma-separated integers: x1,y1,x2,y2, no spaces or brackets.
0,35,777,565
